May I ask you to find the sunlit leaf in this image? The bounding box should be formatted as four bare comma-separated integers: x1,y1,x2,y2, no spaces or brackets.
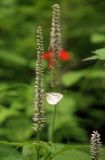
1,117,32,141
85,69,105,78
23,143,36,159
0,144,23,160
91,33,105,43
62,71,85,86
0,51,28,66
84,48,105,61
0,106,19,124
93,48,105,60
53,149,90,160
83,55,98,61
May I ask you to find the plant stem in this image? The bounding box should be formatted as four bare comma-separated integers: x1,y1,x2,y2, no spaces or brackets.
51,104,57,142
36,128,40,160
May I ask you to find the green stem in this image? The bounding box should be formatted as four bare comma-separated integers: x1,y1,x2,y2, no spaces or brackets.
51,105,57,142
36,129,40,160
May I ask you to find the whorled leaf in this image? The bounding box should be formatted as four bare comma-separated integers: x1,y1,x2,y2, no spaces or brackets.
84,48,105,61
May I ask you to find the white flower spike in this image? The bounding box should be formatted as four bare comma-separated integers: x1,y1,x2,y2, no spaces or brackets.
46,92,63,105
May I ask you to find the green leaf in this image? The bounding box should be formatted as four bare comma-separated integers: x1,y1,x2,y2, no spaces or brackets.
0,51,28,66
91,33,105,43
1,117,32,141
0,144,23,160
0,106,19,124
22,142,53,160
62,71,85,86
93,48,105,60
23,143,36,160
84,48,105,61
102,149,105,160
53,149,90,160
62,69,105,87
83,55,98,61
85,69,105,78
39,142,52,157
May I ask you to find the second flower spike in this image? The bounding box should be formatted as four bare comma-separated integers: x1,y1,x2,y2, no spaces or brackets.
42,4,71,69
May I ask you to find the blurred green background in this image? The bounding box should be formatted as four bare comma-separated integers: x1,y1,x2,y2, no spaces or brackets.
0,0,105,145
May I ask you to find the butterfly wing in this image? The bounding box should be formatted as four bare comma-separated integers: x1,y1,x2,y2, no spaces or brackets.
46,93,63,105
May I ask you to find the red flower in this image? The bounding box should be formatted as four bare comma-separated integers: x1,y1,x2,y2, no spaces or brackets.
41,51,52,60
42,49,71,69
59,50,70,61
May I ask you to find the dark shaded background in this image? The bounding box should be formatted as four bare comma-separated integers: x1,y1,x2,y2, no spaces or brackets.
0,0,105,144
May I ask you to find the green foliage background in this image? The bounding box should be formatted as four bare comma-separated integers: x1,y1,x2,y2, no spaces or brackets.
0,0,105,149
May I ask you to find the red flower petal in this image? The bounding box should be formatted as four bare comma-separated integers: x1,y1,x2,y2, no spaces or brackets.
42,51,54,69
41,51,52,60
59,50,70,61
42,49,71,69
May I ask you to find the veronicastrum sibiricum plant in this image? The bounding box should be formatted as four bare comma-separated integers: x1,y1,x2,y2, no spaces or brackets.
90,130,102,160
42,4,70,70
48,3,62,87
33,26,46,160
33,26,46,132
46,4,64,142
30,3,104,160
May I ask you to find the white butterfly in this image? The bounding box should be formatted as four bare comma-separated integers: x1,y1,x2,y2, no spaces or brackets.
46,92,63,105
